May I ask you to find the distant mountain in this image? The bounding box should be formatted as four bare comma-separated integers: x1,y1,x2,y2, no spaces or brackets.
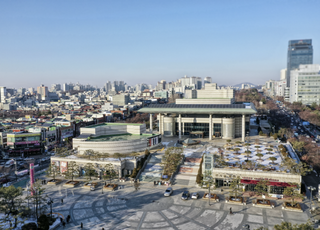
232,82,257,88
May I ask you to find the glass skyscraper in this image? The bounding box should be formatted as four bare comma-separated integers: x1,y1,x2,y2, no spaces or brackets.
286,39,313,87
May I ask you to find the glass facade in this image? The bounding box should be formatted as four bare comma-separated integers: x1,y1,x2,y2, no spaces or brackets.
213,123,221,137
287,39,313,87
177,123,209,136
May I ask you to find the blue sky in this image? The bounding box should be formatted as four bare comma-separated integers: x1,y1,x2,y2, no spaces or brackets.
0,0,319,88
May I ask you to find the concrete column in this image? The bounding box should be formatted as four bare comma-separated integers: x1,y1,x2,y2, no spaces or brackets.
182,122,185,135
178,114,182,139
209,114,212,140
221,117,223,139
242,114,245,142
150,113,153,133
158,113,162,134
118,167,122,178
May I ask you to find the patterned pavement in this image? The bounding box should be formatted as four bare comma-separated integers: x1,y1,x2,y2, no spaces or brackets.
38,183,311,230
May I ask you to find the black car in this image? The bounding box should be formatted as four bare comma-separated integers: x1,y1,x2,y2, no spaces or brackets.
181,191,189,200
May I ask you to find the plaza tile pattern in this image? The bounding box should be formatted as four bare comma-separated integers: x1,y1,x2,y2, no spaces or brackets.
41,184,311,230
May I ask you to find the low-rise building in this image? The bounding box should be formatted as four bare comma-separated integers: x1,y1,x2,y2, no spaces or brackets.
73,123,161,155
7,132,43,156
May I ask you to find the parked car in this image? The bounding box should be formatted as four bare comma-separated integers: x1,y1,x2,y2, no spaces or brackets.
164,187,173,197
191,192,199,199
181,191,189,200
0,178,10,184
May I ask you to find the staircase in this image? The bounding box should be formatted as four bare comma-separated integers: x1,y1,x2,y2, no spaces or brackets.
174,156,202,186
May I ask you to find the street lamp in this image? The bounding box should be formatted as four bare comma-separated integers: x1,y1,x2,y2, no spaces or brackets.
308,186,316,211
11,158,17,181
203,172,214,206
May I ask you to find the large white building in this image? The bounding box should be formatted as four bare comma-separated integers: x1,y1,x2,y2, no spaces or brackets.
280,69,287,80
180,76,202,92
139,83,256,142
0,86,6,103
289,64,320,105
274,80,287,97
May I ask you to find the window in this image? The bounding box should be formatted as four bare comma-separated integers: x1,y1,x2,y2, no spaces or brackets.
270,186,285,194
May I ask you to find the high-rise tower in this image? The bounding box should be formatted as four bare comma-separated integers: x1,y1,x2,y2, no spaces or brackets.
287,39,313,87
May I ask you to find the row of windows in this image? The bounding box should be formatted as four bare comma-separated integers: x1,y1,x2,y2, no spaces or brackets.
7,136,41,142
298,73,319,76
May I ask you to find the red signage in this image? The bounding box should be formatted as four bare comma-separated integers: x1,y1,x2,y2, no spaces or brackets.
7,141,40,145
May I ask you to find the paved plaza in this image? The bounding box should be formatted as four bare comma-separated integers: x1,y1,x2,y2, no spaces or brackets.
25,135,312,229
36,182,311,230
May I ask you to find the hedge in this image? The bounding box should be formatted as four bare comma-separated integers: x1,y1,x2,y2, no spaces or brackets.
196,155,204,184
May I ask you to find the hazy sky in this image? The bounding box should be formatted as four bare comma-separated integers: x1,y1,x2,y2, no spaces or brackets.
1,0,320,88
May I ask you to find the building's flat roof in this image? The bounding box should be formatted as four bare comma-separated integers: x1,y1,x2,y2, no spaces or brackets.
86,122,142,128
138,103,256,115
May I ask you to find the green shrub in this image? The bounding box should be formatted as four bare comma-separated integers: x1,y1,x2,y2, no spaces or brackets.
273,133,278,140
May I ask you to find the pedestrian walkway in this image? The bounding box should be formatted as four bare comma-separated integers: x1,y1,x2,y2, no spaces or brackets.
139,153,163,182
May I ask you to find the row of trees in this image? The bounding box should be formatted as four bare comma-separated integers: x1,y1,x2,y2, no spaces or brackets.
161,147,183,178
289,136,320,171
46,161,118,182
284,101,320,127
79,149,141,161
235,89,280,115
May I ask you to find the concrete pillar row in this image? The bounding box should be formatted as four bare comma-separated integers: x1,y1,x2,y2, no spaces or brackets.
242,114,246,142
150,113,153,134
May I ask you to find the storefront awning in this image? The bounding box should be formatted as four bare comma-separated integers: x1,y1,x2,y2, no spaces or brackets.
241,179,295,187
241,179,258,184
269,182,295,187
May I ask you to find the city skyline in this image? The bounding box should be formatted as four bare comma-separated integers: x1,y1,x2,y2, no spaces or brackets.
1,1,320,88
